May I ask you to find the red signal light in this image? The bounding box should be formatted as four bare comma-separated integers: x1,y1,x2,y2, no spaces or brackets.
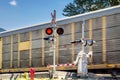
45,28,53,35
57,28,64,35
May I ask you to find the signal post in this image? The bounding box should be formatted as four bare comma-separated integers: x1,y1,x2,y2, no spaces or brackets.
71,20,95,77
44,10,64,79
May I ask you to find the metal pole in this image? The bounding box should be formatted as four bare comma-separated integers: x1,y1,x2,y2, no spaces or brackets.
53,26,56,77
81,20,88,77
82,21,85,52
77,20,92,77
51,10,57,78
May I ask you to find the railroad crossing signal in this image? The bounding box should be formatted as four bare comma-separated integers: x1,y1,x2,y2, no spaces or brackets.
71,39,95,46
87,40,96,46
45,27,64,36
45,27,53,35
71,21,96,77
44,36,54,41
44,27,64,41
43,10,64,79
56,28,64,35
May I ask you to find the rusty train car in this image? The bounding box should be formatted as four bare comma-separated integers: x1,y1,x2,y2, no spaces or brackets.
0,5,120,73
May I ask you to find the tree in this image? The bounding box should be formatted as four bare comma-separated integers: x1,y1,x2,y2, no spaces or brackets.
110,0,120,6
63,0,120,16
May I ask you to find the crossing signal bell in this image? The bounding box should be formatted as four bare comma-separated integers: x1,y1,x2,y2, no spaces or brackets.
45,27,64,35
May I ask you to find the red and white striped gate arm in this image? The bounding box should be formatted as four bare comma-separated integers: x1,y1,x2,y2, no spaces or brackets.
47,63,75,68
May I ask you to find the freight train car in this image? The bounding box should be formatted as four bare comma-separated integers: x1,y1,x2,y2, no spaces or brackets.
0,5,120,73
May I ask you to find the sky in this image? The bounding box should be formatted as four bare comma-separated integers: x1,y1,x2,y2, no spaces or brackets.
0,0,73,30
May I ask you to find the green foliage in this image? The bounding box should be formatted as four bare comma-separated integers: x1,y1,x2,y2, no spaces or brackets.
63,0,120,16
